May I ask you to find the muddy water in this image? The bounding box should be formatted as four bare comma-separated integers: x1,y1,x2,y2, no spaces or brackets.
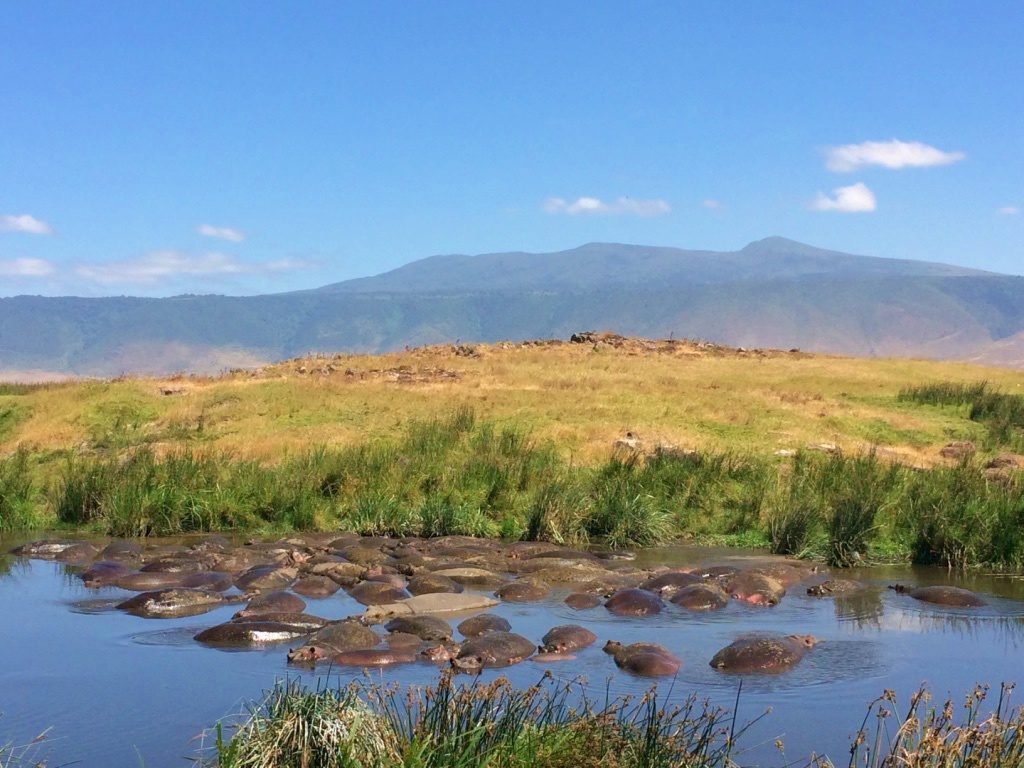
2,537,1023,768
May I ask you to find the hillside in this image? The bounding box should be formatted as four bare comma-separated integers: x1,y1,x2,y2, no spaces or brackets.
4,334,1024,467
2,238,1024,376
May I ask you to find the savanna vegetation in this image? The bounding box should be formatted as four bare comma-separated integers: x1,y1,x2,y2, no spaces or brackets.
2,341,1024,568
206,675,1024,768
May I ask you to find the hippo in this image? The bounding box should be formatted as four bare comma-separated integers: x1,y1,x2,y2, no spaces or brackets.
80,561,133,588
117,588,225,618
234,565,298,592
54,542,101,563
604,588,663,617
115,571,190,591
99,540,143,560
384,615,452,642
564,592,603,610
670,583,730,611
694,564,740,580
420,643,460,663
603,641,681,677
178,571,234,591
360,592,499,623
292,575,342,598
724,572,786,606
748,562,815,588
336,545,391,567
348,581,412,606
452,631,536,671
430,567,507,589
195,620,314,646
639,570,701,597
385,632,425,649
283,621,382,662
286,644,338,665
495,580,550,603
539,625,597,654
11,540,85,558
364,572,407,588
407,573,464,595
234,590,306,618
710,634,817,674
332,649,417,667
457,614,512,638
234,612,330,631
807,579,864,598
888,585,987,607
531,652,578,663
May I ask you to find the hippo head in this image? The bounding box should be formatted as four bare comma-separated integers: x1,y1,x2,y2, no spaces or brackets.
788,634,818,648
286,644,333,665
421,644,457,663
451,654,484,673
602,640,623,655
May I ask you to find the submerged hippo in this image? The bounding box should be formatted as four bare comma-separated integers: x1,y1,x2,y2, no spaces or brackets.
807,579,864,598
888,585,987,607
332,649,417,667
80,561,133,588
457,614,512,638
724,572,786,606
292,575,342,597
452,631,535,671
384,615,452,642
421,642,460,663
495,580,550,603
670,583,730,611
605,588,663,617
348,581,412,606
539,625,596,654
196,620,314,647
234,590,306,618
710,634,817,674
99,540,143,560
603,641,681,677
564,592,603,610
639,570,701,597
234,565,298,592
287,621,380,663
407,573,464,595
117,588,225,618
180,571,235,591
114,571,189,591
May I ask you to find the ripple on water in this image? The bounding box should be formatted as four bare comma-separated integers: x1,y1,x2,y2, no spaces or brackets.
129,625,211,647
67,597,123,614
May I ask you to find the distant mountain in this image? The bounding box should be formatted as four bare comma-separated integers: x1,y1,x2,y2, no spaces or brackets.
1,238,1022,376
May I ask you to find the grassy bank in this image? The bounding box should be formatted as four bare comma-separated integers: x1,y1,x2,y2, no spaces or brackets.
2,408,1023,568
207,676,1024,768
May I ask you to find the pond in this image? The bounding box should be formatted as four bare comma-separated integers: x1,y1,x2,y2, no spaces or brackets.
1,534,1022,767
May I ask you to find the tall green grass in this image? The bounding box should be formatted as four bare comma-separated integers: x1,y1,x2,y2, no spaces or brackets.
900,381,1024,452
0,449,37,532
211,672,746,768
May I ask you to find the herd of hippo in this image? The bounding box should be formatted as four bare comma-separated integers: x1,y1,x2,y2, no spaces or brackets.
10,533,991,677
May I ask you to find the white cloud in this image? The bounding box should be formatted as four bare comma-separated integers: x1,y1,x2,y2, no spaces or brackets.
197,224,246,242
0,214,53,235
543,196,671,217
701,199,723,210
810,182,877,213
0,257,55,277
825,139,965,172
76,250,308,285
997,206,1019,216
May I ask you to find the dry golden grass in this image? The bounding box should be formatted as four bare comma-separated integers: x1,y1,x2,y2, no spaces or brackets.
4,337,1024,465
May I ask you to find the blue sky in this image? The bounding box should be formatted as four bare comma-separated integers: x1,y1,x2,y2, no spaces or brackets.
1,1,1021,296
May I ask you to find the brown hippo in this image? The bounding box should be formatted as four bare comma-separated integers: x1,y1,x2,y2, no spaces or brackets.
888,585,987,607
80,561,133,588
807,579,864,598
605,588,663,617
180,571,235,591
332,649,417,667
531,652,578,663
348,581,412,606
724,572,786,606
140,556,214,574
234,591,306,618
385,632,425,649
495,580,550,603
452,631,536,671
420,642,460,663
195,620,314,646
100,540,143,560
639,570,701,597
539,625,597,654
457,614,512,638
11,539,84,558
286,621,381,663
670,583,730,611
292,575,342,598
710,634,817,674
115,571,190,591
430,567,507,589
603,641,681,677
384,615,452,642
407,573,464,595
117,588,225,618
234,565,298,592
694,564,741,580
564,592,602,610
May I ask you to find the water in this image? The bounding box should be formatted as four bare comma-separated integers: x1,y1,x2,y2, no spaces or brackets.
2,537,1023,767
